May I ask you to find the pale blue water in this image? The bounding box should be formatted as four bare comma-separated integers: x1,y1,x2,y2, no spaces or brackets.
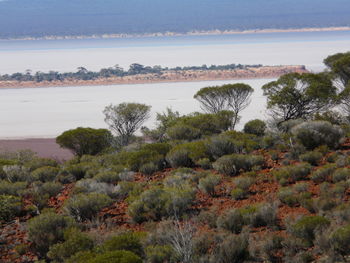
0,31,349,138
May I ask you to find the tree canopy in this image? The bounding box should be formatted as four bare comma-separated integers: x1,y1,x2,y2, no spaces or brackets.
262,73,337,124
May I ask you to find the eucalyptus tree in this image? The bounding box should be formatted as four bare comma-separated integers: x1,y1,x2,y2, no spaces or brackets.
262,72,337,125
103,102,151,146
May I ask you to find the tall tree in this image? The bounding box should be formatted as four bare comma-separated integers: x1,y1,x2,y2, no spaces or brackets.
262,73,336,124
103,102,151,146
194,83,253,129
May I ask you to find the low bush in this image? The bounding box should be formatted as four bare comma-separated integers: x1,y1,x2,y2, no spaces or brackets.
139,162,159,176
94,170,121,184
87,250,142,263
292,121,344,150
0,195,22,222
273,163,311,185
331,168,350,183
299,151,323,166
102,232,144,256
2,165,31,182
166,124,201,141
47,228,94,262
198,174,221,196
217,209,244,234
64,193,113,222
31,166,59,182
206,135,238,160
290,216,330,245
75,179,118,198
214,233,249,263
166,148,193,168
231,188,246,200
33,181,63,197
310,164,336,183
28,211,75,254
0,180,27,196
330,224,350,257
145,245,174,263
244,119,266,136
214,154,264,176
213,155,237,176
278,185,312,208
196,158,212,169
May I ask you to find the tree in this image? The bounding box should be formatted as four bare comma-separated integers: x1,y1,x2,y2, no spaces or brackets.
262,73,336,125
194,84,253,129
103,102,151,146
56,127,112,156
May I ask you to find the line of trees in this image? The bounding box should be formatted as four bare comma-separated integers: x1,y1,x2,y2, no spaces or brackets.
0,63,263,83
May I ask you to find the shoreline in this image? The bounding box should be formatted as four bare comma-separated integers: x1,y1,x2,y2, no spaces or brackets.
0,65,307,89
0,26,349,41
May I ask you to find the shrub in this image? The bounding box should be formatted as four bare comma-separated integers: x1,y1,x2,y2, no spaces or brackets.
332,168,350,183
292,121,344,150
233,177,255,191
291,216,330,245
198,174,221,196
249,203,278,227
24,157,58,171
102,232,144,256
33,181,63,197
231,188,246,200
0,195,22,222
330,224,350,256
273,163,311,185
75,179,118,198
216,209,244,234
166,148,193,168
214,234,249,263
166,124,201,141
0,180,27,196
64,193,113,222
28,211,75,254
2,165,31,182
299,151,323,166
310,164,336,183
56,127,112,156
94,170,120,184
244,119,266,136
145,245,174,263
64,163,89,180
140,162,159,176
206,135,237,160
213,155,237,176
87,250,142,263
196,158,212,169
123,149,164,172
47,228,94,262
278,188,299,206
31,166,59,182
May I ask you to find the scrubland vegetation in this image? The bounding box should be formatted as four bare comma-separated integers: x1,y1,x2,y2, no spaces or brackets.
1,52,350,262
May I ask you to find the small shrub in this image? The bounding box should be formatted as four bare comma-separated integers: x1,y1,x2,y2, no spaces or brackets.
0,180,27,196
299,151,323,166
291,216,330,245
166,124,201,141
206,135,237,160
47,228,94,262
292,121,344,150
250,203,278,227
273,163,311,185
75,179,119,198
198,174,221,196
231,188,246,200
102,232,144,256
216,209,244,234
196,158,212,169
278,188,299,206
28,211,75,254
233,177,255,191
0,195,22,222
31,166,59,182
87,250,142,263
330,224,350,256
2,165,31,182
332,168,350,183
64,193,113,222
213,155,237,176
94,170,120,184
244,119,266,136
33,181,63,197
214,233,249,263
145,245,174,263
140,162,159,176
166,148,193,168
311,164,336,183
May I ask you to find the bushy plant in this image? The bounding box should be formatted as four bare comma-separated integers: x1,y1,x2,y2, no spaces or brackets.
102,232,144,256
145,245,174,263
2,165,31,182
196,158,212,169
216,209,244,234
31,166,59,182
331,168,350,183
166,124,201,141
75,179,118,198
214,154,264,176
0,180,27,196
64,193,113,222
244,119,266,136
94,170,121,184
213,155,237,176
198,174,221,196
299,151,323,166
291,216,330,245
139,162,159,176
0,195,22,222
166,148,193,168
87,250,142,263
33,181,63,197
206,135,237,160
310,164,336,183
292,121,344,150
47,228,94,262
214,233,249,263
28,211,75,254
273,162,311,185
330,224,350,257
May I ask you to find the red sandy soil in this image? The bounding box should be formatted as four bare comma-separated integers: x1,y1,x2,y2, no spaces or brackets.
0,138,73,161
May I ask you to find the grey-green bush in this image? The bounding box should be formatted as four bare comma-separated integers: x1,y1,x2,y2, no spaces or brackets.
244,119,266,136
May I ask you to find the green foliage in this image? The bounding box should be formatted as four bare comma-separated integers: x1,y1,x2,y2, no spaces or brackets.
292,121,344,150
56,127,112,156
198,174,221,196
102,232,144,256
87,250,142,263
217,209,244,234
196,158,212,169
139,162,159,176
273,162,311,185
299,151,323,166
262,73,336,123
122,149,164,172
166,124,201,141
310,164,336,183
291,216,330,245
0,180,27,196
330,224,350,256
0,195,22,222
244,119,266,136
104,102,151,146
324,52,350,87
64,193,113,222
331,168,350,183
166,148,193,168
145,245,174,263
214,154,264,176
206,135,238,160
47,228,94,262
213,155,237,176
28,211,75,254
214,233,249,263
31,166,59,182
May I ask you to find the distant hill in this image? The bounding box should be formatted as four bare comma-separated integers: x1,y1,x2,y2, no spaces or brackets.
0,0,349,38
